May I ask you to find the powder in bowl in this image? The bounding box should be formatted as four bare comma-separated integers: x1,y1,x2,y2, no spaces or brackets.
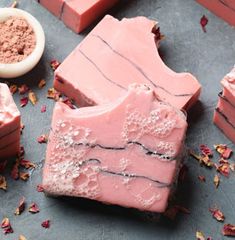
0,16,36,64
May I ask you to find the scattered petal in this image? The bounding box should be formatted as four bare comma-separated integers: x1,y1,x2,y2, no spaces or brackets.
198,175,206,182
196,231,206,240
37,134,48,144
28,91,37,105
50,59,60,71
19,172,30,181
18,146,25,158
36,184,44,192
19,235,27,240
11,159,20,180
20,97,28,107
20,159,36,169
38,79,46,89
216,163,230,177
20,122,25,134
47,88,61,101
210,208,225,222
190,150,214,167
200,15,208,33
41,105,46,113
61,97,76,109
230,163,235,172
214,144,232,159
28,203,40,213
200,144,213,157
41,220,50,229
9,84,18,94
10,0,18,8
18,84,29,95
15,197,25,216
213,174,220,188
222,224,235,236
0,176,7,191
1,218,13,234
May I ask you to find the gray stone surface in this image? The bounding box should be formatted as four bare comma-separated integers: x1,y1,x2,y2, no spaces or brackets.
0,0,235,239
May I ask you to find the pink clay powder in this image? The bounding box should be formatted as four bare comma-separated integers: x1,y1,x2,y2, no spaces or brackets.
0,16,36,64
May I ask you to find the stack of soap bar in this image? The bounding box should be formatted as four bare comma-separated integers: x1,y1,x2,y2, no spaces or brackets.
43,84,188,212
54,15,201,111
37,0,119,33
197,0,235,26
0,83,21,159
214,67,235,143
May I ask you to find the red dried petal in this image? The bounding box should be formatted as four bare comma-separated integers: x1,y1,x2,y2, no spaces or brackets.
36,184,44,192
1,218,10,228
3,226,13,234
38,79,46,89
210,208,225,222
190,150,214,167
213,175,220,188
28,203,40,213
15,197,25,215
20,97,28,107
50,59,60,71
47,88,61,101
20,122,25,134
216,163,230,177
0,176,7,191
18,84,29,95
18,146,25,158
200,144,213,157
9,84,18,94
37,134,48,144
200,15,208,33
11,159,20,180
214,144,232,159
0,160,8,173
222,224,235,236
61,97,76,109
20,159,36,169
19,172,30,181
28,91,37,105
41,105,46,113
198,175,206,182
41,220,50,229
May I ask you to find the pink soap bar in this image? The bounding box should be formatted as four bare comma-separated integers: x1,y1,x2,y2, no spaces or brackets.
197,0,235,26
43,84,187,212
0,83,21,159
37,0,118,33
54,15,201,111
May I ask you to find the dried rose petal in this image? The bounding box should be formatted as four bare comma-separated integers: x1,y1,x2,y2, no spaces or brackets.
10,1,18,8
213,174,220,188
198,175,206,182
210,208,225,222
196,231,206,240
20,122,25,134
19,235,27,240
61,97,76,109
214,144,232,159
41,105,46,113
230,163,235,171
200,15,208,33
178,164,188,182
222,224,235,236
200,144,213,157
19,172,30,181
9,84,18,94
15,197,25,215
18,146,25,158
28,203,40,213
37,134,48,144
20,97,28,107
216,163,230,177
38,79,46,89
190,150,214,167
28,91,37,105
11,159,20,180
0,160,8,173
0,176,7,191
20,159,36,169
50,59,60,71
47,88,61,101
36,184,44,192
1,218,13,234
18,84,29,95
41,220,50,229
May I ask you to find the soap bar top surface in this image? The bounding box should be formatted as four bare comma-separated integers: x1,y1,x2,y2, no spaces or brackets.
0,83,20,128
55,15,201,110
43,84,187,212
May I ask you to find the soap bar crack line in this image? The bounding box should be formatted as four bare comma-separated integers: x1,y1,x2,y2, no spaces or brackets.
215,108,235,130
0,139,19,151
218,0,235,12
0,126,20,140
91,34,193,97
78,49,126,90
77,158,171,188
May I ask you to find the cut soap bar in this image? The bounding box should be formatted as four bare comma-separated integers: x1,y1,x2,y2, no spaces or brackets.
54,15,201,111
214,67,235,143
0,83,21,159
37,0,118,33
43,84,188,212
197,0,235,26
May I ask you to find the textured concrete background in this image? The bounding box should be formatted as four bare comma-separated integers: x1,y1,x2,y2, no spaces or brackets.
0,0,235,239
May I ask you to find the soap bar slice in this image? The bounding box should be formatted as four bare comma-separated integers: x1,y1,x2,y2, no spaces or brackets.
0,83,21,158
37,0,118,33
214,67,235,143
43,84,187,212
197,0,235,26
54,15,201,111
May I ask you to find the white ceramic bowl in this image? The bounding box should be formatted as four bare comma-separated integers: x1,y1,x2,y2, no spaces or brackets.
0,8,45,78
